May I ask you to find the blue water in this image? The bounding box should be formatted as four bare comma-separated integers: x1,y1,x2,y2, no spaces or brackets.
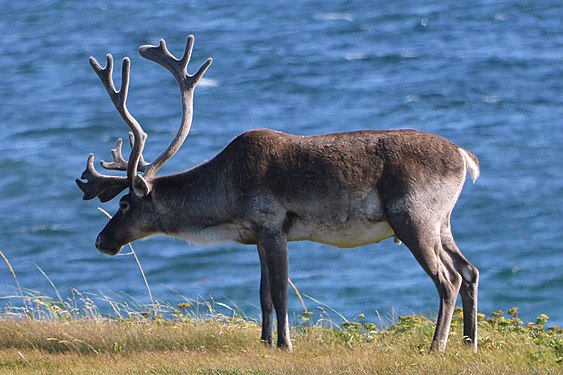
1,1,562,327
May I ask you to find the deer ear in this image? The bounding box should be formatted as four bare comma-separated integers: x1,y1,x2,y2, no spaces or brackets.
132,175,151,198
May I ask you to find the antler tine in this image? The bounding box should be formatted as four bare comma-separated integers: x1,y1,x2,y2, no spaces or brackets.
100,136,149,172
180,35,195,74
75,154,128,202
89,55,117,101
139,36,213,89
139,38,189,81
178,35,214,85
192,56,214,87
138,35,213,179
89,54,147,186
100,138,128,171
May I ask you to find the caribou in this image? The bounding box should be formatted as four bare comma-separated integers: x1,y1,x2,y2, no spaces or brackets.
77,36,480,353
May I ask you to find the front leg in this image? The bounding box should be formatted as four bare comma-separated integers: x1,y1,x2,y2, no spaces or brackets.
257,228,292,351
257,242,274,346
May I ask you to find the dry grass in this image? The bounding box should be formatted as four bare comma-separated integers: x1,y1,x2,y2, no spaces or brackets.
0,307,561,374
1,248,561,374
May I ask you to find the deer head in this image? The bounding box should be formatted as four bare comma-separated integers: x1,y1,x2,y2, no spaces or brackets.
76,36,212,254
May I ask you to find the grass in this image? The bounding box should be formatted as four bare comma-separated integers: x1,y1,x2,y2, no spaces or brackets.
0,305,561,374
1,249,562,374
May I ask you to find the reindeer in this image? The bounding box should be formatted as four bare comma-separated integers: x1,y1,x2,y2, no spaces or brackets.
77,36,480,353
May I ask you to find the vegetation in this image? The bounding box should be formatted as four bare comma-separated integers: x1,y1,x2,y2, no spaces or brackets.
1,250,561,374
0,289,561,374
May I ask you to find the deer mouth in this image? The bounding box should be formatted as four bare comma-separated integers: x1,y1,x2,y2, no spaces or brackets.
95,235,123,256
100,246,122,256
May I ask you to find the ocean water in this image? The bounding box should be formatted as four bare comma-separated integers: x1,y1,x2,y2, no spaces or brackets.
1,1,561,326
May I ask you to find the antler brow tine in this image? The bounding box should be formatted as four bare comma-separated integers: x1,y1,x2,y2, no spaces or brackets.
76,154,128,202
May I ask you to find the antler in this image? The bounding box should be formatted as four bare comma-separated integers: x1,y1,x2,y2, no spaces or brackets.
76,54,147,201
76,35,212,201
89,55,148,185
76,154,128,202
138,35,213,180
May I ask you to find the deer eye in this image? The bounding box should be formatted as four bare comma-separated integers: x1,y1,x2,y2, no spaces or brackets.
119,200,130,211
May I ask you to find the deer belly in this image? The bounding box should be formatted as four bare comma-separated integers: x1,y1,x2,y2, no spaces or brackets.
288,220,395,248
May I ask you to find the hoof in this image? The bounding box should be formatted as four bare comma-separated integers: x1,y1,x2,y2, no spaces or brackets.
462,336,478,353
260,338,274,348
277,342,293,352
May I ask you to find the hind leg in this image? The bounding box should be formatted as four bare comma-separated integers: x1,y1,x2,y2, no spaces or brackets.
387,212,462,353
441,220,479,352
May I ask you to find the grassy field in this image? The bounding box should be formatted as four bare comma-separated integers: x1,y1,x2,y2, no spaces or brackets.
1,250,562,374
0,293,561,375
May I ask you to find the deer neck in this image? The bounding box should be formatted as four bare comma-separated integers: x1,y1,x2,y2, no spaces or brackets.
149,161,232,239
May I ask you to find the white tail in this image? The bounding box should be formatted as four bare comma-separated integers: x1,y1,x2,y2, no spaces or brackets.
459,147,480,183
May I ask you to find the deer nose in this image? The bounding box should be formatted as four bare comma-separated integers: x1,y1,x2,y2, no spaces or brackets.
95,233,122,256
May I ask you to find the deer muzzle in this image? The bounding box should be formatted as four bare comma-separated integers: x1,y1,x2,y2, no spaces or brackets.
95,233,123,256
